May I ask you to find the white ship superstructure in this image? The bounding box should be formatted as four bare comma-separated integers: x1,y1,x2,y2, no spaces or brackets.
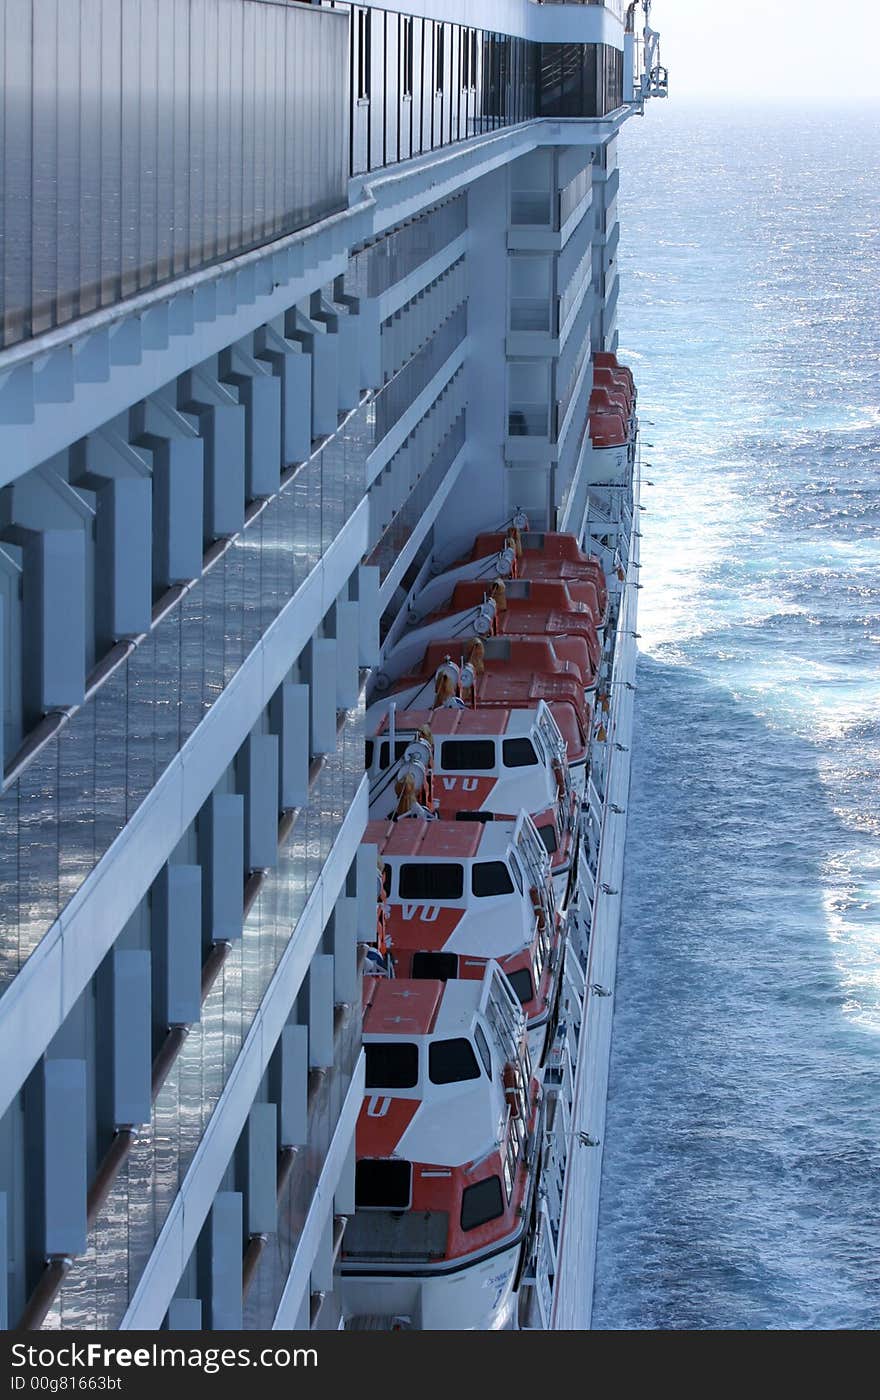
0,0,663,1331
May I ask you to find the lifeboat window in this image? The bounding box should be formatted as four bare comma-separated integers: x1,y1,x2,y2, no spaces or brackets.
399,862,464,899
356,1159,412,1210
474,1024,492,1077
365,1041,419,1089
472,861,514,897
412,951,458,981
506,967,534,1006
509,854,524,895
537,824,558,856
377,740,412,769
460,1175,505,1231
365,740,374,770
502,738,539,768
439,739,496,771
428,1037,481,1085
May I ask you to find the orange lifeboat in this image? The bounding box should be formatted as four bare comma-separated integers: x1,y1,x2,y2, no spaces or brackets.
589,411,628,448
340,967,540,1330
589,384,628,417
593,365,633,413
464,532,609,622
594,350,635,394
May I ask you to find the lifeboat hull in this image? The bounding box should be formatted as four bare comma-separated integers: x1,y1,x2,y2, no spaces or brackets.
340,1240,521,1330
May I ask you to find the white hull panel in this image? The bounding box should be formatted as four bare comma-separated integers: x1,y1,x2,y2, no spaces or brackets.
341,1242,521,1331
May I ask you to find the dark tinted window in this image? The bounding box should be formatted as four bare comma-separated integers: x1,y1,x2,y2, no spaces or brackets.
537,824,558,856
461,1175,505,1231
440,740,496,771
509,855,524,894
365,1042,419,1089
474,1025,492,1077
428,1038,481,1085
502,738,539,768
506,968,534,1005
376,741,409,769
399,863,464,900
365,740,374,770
356,1159,412,1209
412,952,458,981
472,861,514,897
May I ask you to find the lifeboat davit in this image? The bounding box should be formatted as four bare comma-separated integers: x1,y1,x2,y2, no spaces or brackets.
339,966,539,1330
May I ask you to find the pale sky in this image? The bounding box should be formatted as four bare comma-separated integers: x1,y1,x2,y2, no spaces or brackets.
652,0,880,100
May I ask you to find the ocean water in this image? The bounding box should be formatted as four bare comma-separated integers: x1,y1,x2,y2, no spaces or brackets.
592,103,880,1330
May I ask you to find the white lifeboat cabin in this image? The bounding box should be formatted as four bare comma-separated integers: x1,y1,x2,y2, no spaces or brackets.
365,702,580,904
363,811,560,1049
339,965,538,1331
368,690,589,798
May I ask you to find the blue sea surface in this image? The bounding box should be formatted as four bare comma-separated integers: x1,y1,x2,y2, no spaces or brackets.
592,103,880,1330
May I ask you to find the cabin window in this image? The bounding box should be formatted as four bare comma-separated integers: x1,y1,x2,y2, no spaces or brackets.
365,740,374,770
356,1159,412,1210
412,951,458,981
440,739,496,771
365,1042,419,1090
472,861,514,897
502,737,539,768
537,824,558,857
429,1037,481,1085
461,1175,505,1231
474,1024,493,1077
399,862,464,900
509,854,524,895
506,967,534,1006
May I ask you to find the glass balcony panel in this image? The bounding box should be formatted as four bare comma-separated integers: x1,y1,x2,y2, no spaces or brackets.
0,0,349,350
